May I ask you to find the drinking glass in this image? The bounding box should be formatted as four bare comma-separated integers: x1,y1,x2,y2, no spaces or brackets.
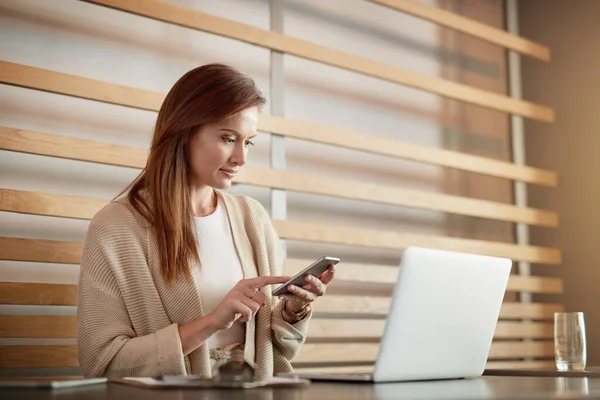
554,312,587,371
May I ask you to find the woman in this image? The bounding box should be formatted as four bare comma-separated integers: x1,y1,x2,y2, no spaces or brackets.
77,63,336,379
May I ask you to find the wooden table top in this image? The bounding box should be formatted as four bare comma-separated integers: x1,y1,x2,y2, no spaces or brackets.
2,375,600,400
484,366,600,378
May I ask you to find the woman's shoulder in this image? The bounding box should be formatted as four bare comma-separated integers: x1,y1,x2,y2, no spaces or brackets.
88,197,149,238
81,197,150,284
92,197,134,222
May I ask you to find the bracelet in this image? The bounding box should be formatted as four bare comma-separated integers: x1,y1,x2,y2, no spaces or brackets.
284,302,311,322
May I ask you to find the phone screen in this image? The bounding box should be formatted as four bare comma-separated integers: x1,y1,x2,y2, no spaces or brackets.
272,256,340,296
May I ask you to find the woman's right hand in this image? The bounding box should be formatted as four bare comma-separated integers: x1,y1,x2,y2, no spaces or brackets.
207,276,289,331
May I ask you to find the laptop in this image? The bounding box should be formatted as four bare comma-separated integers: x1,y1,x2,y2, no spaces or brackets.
285,246,512,383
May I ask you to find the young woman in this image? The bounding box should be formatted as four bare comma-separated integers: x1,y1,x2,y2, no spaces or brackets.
77,64,336,379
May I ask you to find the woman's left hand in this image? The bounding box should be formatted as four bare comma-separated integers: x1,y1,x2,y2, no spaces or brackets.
278,263,336,314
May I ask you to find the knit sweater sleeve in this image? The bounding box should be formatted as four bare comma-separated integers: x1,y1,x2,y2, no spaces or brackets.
249,200,312,361
77,203,186,378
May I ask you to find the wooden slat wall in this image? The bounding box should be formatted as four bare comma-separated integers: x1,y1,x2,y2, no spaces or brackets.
0,341,557,369
0,315,554,340
0,346,555,371
0,238,82,265
294,341,556,364
0,315,77,339
256,116,558,187
0,240,564,295
0,280,562,371
0,242,563,297
284,259,563,294
0,65,558,187
0,281,564,319
81,0,554,122
0,189,560,263
366,0,550,61
0,146,559,226
0,281,563,315
0,0,559,374
273,220,560,264
0,282,78,306
0,346,79,369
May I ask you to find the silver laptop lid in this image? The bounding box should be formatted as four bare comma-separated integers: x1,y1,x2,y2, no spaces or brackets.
373,247,511,382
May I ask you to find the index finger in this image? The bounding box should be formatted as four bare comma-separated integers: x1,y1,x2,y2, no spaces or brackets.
246,275,291,288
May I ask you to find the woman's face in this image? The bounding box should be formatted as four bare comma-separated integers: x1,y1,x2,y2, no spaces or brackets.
187,106,259,190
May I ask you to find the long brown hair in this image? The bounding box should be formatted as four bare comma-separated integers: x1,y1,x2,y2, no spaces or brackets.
124,63,266,283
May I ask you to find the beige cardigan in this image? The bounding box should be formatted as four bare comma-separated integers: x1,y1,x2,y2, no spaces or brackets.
77,190,311,379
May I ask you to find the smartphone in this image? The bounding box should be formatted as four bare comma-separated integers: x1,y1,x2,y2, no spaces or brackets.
272,256,340,296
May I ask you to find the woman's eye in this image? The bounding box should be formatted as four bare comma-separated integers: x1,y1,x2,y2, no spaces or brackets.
222,137,235,144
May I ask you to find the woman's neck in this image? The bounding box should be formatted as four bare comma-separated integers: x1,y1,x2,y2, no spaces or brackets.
190,185,217,217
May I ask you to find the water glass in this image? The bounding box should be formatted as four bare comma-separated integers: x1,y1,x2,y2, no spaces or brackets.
556,377,589,397
554,312,587,371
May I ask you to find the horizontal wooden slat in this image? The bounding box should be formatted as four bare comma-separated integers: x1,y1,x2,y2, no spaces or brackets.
0,315,77,338
308,319,383,339
0,346,78,368
82,0,554,122
294,341,554,363
368,0,550,61
499,302,564,320
0,62,162,111
484,360,555,370
0,237,82,265
0,168,561,231
0,281,562,320
0,234,564,295
0,66,558,187
285,258,398,285
508,275,563,294
492,322,554,339
0,315,551,340
274,220,561,264
0,126,147,168
0,189,107,220
237,167,559,227
0,282,77,306
307,319,552,340
0,141,559,225
0,317,554,341
284,258,563,294
2,316,373,340
258,116,558,187
314,296,562,320
296,343,378,363
0,172,560,231
0,190,562,264
489,341,554,359
0,344,554,370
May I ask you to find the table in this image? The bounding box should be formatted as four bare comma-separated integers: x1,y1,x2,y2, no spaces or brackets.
2,376,600,400
485,366,600,378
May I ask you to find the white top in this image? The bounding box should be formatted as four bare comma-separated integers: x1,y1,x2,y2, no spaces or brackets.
192,197,245,350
